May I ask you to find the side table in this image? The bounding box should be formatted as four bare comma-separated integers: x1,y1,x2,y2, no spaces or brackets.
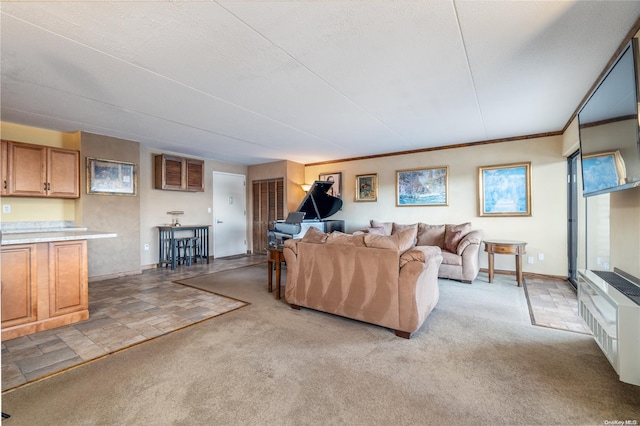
484,240,527,287
268,247,285,300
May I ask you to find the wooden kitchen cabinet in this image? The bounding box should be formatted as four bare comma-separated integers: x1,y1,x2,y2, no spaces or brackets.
1,140,7,196
5,140,80,198
1,240,89,341
1,244,38,328
48,241,88,318
154,154,204,192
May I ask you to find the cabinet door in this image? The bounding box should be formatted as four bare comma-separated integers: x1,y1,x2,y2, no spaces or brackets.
185,158,204,191
47,148,80,198
8,142,47,196
1,244,38,327
154,154,184,190
49,240,88,317
1,140,7,196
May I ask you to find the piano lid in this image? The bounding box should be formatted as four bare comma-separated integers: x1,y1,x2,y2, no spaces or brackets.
296,180,343,220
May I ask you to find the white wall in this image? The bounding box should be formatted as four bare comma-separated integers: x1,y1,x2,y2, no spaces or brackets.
305,135,568,277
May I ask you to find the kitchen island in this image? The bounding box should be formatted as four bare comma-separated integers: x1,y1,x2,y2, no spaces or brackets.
1,226,116,341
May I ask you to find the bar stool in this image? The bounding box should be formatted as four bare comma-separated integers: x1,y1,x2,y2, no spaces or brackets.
188,237,204,264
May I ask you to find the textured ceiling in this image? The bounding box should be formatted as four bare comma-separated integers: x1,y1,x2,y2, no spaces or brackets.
2,1,640,165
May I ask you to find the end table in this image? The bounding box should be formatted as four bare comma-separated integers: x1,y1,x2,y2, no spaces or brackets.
268,247,285,299
484,240,527,286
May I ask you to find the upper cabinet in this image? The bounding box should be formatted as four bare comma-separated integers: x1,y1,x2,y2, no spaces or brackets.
1,140,7,196
154,154,204,192
3,140,80,198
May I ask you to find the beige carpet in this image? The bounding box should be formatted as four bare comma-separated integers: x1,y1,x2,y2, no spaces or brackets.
2,264,639,425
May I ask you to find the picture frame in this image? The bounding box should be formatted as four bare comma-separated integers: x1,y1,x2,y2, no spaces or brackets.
318,171,342,199
396,166,448,206
581,150,626,194
478,162,531,216
355,173,377,202
87,157,137,196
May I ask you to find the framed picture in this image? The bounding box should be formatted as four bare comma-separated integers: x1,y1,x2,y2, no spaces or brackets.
581,150,626,194
396,166,448,206
318,171,342,199
478,162,531,216
87,157,137,196
355,174,377,202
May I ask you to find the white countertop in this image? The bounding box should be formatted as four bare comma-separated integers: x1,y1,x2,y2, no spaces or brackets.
1,230,117,245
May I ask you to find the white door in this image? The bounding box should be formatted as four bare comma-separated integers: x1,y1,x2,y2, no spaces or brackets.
212,172,247,258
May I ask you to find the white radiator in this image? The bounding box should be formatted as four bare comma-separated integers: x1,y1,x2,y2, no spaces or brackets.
578,270,640,386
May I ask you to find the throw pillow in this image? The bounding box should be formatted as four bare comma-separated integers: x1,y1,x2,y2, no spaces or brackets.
301,226,328,244
416,223,445,247
369,220,393,236
366,226,386,235
392,222,418,241
326,232,366,247
444,223,472,253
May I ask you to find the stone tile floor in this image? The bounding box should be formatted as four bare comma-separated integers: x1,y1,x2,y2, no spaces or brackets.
522,275,590,334
1,255,268,392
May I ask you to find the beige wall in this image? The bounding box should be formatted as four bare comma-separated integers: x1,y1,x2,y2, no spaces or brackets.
306,136,568,277
139,146,246,267
78,132,141,279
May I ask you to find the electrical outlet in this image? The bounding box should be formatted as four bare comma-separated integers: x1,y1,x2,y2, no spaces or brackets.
2,205,10,214
538,253,545,261
144,243,150,251
527,256,534,264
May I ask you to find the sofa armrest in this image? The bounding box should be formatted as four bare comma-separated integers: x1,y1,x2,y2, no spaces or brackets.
400,246,442,268
456,230,483,256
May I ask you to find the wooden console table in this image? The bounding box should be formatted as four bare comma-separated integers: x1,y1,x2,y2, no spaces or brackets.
484,240,527,287
268,247,285,300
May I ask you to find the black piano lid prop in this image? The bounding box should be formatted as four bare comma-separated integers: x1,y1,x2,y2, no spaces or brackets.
296,180,343,220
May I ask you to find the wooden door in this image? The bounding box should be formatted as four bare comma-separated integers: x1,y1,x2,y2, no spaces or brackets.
252,178,284,254
1,244,38,328
8,142,47,196
48,240,88,317
47,147,80,198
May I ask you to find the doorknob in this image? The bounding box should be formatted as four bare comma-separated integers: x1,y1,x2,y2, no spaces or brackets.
216,220,223,223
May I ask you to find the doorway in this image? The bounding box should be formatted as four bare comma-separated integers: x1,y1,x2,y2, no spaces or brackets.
212,172,247,258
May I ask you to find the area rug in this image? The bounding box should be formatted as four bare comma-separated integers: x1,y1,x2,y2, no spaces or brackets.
1,272,249,392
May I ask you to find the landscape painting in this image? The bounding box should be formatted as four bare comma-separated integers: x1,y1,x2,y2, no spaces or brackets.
479,162,531,216
396,167,448,206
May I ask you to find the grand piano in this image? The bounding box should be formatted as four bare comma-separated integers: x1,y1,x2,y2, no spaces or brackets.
268,180,345,247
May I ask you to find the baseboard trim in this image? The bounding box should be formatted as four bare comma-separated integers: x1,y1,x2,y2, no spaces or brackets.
479,268,567,282
88,269,143,283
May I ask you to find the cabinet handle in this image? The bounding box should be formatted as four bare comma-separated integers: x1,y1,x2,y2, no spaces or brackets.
3,180,6,189
47,183,51,190
44,182,47,191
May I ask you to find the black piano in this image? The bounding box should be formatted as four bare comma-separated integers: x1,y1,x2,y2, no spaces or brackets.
268,180,345,247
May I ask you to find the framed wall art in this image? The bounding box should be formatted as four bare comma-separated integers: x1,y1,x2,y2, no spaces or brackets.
478,162,531,216
318,171,342,199
396,166,448,206
355,173,377,202
87,157,137,196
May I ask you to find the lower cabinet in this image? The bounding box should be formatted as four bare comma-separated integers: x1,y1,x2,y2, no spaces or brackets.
1,240,89,341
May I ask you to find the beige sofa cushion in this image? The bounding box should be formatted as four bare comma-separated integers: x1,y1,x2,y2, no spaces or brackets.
417,223,445,247
326,232,366,247
364,228,416,252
